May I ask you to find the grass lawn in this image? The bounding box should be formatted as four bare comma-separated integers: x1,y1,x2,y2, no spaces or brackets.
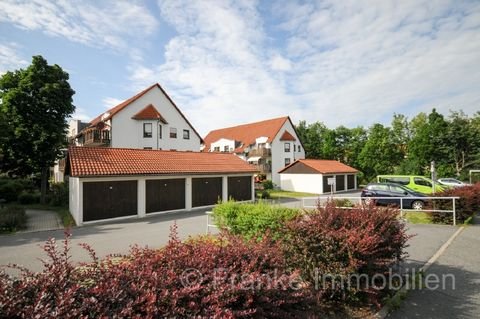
264,190,318,198
403,211,433,224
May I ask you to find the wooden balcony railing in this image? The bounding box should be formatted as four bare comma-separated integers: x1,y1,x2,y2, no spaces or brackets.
249,148,271,157
255,164,272,174
58,158,66,172
83,129,111,147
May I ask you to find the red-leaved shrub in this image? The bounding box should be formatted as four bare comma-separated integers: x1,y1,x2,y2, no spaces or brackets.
432,183,480,224
0,226,314,319
282,202,410,305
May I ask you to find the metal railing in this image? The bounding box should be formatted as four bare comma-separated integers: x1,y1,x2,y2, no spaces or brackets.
206,211,217,234
302,196,460,226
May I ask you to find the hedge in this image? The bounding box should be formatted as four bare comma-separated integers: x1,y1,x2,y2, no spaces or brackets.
0,227,314,318
282,202,410,304
213,201,300,240
431,183,480,224
0,206,27,232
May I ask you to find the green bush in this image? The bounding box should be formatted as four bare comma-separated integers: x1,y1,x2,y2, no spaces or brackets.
18,192,40,205
49,182,69,207
213,201,300,240
262,179,274,190
333,198,354,207
0,178,35,203
0,206,27,232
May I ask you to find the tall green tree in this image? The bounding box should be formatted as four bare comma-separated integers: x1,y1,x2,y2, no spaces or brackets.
358,124,402,181
408,109,450,175
0,55,75,203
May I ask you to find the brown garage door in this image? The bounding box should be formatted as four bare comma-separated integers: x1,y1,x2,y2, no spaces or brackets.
336,175,345,192
228,176,252,201
83,180,137,222
347,174,356,189
323,175,333,193
146,179,185,213
192,177,222,207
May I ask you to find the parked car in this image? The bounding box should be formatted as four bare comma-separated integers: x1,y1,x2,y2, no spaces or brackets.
376,175,445,194
361,183,427,210
437,178,470,188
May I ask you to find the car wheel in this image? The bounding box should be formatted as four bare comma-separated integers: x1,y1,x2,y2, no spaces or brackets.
411,200,424,210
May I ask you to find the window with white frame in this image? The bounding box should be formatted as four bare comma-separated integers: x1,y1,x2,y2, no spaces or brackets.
170,127,177,138
284,142,291,152
143,123,152,138
285,158,291,166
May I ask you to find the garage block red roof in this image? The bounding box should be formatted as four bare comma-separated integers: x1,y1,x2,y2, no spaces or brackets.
66,147,258,177
279,159,359,174
203,116,299,153
131,104,168,123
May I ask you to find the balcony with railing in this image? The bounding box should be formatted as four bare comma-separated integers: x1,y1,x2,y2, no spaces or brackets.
58,158,66,172
255,163,272,174
248,147,271,157
83,129,111,147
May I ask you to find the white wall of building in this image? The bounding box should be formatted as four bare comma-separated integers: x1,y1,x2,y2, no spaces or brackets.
69,177,81,225
211,138,236,152
111,88,201,151
270,121,305,186
280,174,323,194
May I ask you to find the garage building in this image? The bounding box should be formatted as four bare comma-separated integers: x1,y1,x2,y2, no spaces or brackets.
66,147,257,225
279,159,358,194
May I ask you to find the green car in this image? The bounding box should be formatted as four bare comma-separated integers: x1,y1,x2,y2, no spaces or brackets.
376,175,445,194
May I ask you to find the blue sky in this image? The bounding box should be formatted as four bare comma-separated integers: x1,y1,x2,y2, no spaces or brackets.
1,0,479,136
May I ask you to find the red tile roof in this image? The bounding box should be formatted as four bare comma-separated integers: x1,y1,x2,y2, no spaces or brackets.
203,117,295,153
279,159,359,174
66,146,257,177
88,83,203,143
131,104,168,123
279,130,296,141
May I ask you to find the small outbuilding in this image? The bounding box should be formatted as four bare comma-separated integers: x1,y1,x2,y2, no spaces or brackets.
66,146,257,225
279,159,358,194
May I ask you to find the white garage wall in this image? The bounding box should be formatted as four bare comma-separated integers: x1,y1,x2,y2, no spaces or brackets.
68,177,81,225
280,174,323,194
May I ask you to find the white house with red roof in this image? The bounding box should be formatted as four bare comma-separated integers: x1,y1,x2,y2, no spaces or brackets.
75,83,202,151
203,116,305,186
279,159,358,194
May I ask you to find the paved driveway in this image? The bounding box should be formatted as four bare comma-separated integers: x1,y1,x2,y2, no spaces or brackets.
0,209,212,274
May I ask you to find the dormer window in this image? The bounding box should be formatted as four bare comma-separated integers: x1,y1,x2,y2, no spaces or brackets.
143,123,152,138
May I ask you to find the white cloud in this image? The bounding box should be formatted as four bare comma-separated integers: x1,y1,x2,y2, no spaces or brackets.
0,42,28,74
102,97,123,109
125,0,480,136
0,0,158,50
71,107,92,122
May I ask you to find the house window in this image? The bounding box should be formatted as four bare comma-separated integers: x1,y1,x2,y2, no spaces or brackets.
284,142,291,152
298,145,301,152
183,129,190,139
213,146,220,152
143,123,152,138
285,158,291,166
224,145,229,152
159,125,162,139
170,127,177,138
293,144,296,152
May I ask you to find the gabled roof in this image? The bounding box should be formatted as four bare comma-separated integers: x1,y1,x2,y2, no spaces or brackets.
88,83,203,142
131,104,168,123
279,159,359,174
279,130,296,141
66,146,257,177
203,116,301,153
